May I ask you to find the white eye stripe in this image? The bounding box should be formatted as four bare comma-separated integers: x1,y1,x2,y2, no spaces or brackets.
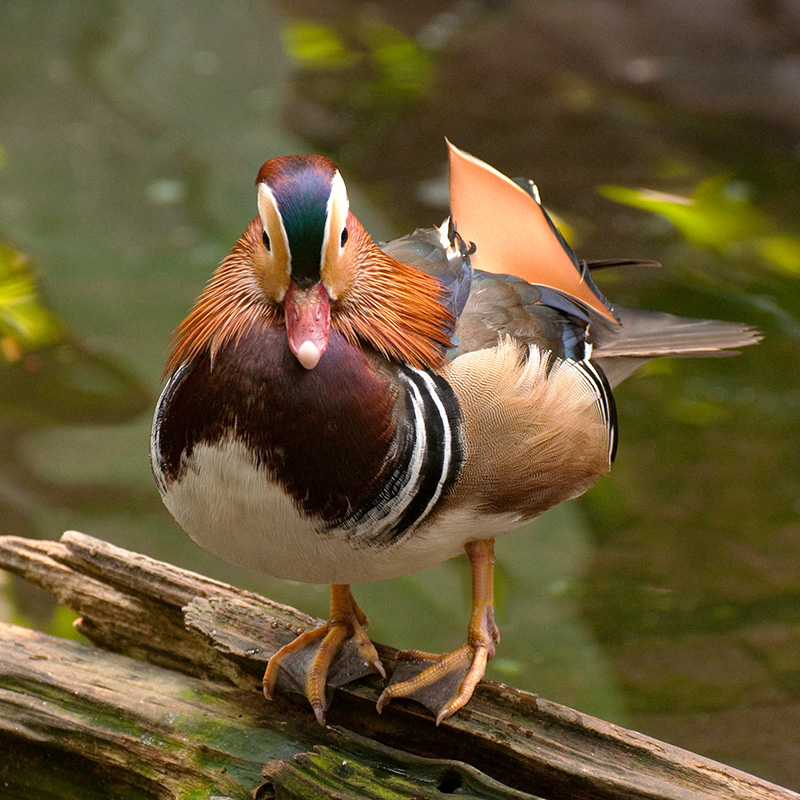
322,170,350,264
257,182,292,269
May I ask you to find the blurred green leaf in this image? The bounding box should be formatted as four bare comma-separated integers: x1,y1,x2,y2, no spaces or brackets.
361,18,434,97
0,243,63,361
601,176,800,276
601,177,766,248
756,235,800,276
281,18,434,102
281,21,359,70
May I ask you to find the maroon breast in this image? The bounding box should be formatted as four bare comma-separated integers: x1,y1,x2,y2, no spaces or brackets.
154,324,400,523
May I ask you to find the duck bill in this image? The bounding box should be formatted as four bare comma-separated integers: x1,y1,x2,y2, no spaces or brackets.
284,282,331,370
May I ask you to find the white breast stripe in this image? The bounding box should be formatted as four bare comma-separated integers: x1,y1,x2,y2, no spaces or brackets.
388,374,429,525
574,359,617,464
409,367,453,521
341,372,428,539
336,366,461,546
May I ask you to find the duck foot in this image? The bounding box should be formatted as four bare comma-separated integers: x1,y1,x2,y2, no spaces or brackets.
263,583,385,725
376,538,499,724
376,639,495,724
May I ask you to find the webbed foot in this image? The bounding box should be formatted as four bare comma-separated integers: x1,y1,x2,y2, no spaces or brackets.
376,538,499,724
263,583,385,725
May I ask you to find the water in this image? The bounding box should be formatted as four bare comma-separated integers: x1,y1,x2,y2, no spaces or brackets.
1,0,799,788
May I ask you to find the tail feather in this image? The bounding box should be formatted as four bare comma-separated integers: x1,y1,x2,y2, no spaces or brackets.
584,258,661,271
593,306,762,386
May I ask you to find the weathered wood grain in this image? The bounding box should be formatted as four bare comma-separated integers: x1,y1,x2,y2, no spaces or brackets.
0,532,797,800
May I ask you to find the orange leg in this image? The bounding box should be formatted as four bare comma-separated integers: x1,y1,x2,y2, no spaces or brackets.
263,583,385,725
376,538,499,724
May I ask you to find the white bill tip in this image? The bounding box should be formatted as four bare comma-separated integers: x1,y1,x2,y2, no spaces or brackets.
295,340,322,370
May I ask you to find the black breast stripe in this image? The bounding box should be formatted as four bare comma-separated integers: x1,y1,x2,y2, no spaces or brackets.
150,361,195,491
574,358,618,463
337,366,464,547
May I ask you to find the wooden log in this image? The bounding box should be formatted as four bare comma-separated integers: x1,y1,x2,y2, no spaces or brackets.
0,531,797,800
0,624,529,799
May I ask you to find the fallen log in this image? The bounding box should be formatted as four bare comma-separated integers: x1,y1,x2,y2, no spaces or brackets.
0,532,796,800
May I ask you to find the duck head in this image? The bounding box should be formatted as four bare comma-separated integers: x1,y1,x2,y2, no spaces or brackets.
165,154,454,376
255,155,351,369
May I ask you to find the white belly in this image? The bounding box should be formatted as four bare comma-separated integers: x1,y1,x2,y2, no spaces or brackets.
160,438,519,584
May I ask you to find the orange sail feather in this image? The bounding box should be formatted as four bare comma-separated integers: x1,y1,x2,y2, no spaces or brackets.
447,140,619,325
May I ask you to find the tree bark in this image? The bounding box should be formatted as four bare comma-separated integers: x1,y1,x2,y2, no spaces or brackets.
0,532,796,800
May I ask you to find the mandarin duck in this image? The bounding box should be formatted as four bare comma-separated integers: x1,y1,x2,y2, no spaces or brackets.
150,141,759,725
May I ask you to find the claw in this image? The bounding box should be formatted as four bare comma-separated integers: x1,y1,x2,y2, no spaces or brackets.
262,584,385,724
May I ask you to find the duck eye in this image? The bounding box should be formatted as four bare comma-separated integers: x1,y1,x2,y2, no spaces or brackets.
262,231,271,252
340,227,348,248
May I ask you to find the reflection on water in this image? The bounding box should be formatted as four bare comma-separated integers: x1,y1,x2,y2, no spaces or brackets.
1,0,799,789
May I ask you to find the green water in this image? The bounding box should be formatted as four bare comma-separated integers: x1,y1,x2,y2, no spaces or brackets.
1,0,799,789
